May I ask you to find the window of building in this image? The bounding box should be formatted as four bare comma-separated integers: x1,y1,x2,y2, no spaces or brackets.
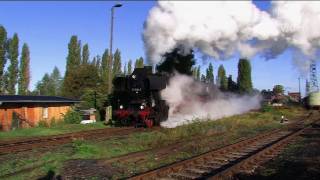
43,107,48,119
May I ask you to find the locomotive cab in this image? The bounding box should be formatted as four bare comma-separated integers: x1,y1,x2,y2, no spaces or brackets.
111,66,169,128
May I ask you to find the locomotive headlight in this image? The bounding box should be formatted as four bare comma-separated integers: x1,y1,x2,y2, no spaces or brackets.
119,105,123,109
140,105,144,110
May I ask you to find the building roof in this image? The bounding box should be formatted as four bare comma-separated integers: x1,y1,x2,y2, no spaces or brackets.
0,95,80,103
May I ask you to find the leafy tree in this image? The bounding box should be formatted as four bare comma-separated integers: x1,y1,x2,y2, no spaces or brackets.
18,43,30,95
127,59,132,74
123,63,127,75
2,72,9,94
34,67,62,96
50,66,62,96
206,63,214,84
63,63,101,98
200,74,206,82
273,85,284,95
91,57,96,66
80,89,107,110
82,43,89,65
134,57,144,69
237,58,253,94
0,25,7,94
7,33,19,95
192,67,197,79
157,48,195,75
94,55,101,73
65,35,81,75
196,66,200,81
35,73,51,95
217,65,228,91
62,36,81,97
112,49,122,77
306,80,310,95
227,75,238,92
101,49,110,94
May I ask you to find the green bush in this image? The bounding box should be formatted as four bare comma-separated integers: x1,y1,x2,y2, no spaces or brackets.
261,104,274,112
63,109,82,124
38,120,49,128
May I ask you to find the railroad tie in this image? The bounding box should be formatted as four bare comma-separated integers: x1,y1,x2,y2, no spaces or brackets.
170,172,200,180
230,152,248,157
195,164,221,170
207,160,228,166
224,153,245,159
185,168,209,175
238,149,255,154
211,157,230,162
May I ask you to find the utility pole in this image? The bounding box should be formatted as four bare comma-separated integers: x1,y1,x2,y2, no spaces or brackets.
108,3,122,94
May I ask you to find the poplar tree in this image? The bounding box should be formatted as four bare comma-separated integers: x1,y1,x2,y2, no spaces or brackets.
50,66,62,96
0,26,7,93
18,43,30,95
206,63,214,84
135,57,144,69
306,80,310,95
127,59,132,74
82,43,89,65
192,67,197,79
123,63,127,75
112,49,122,77
196,66,200,81
7,33,19,95
95,55,101,71
217,65,228,91
200,74,206,82
65,36,81,75
237,58,253,94
101,49,110,94
62,35,81,97
35,73,51,95
227,75,238,92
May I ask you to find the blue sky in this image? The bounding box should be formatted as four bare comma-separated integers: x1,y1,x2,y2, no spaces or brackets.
0,0,315,95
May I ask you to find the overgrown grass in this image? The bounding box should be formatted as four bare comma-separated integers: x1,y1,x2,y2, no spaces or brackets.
0,106,307,179
0,121,108,140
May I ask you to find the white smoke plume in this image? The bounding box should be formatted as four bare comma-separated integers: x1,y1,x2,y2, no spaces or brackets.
160,74,261,128
143,1,320,66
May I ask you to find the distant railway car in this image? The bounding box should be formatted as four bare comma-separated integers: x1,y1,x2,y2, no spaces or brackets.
111,66,169,127
305,91,320,110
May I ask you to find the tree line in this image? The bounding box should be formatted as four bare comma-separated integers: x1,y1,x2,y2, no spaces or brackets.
192,58,253,94
158,49,253,94
1,26,254,108
32,35,146,114
0,25,30,95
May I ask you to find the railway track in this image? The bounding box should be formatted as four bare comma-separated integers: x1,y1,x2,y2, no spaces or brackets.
129,120,318,180
0,127,144,155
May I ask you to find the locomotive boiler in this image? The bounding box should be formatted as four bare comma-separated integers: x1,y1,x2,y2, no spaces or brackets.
111,66,169,127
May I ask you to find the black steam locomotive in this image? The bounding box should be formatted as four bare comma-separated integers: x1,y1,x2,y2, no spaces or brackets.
111,66,169,127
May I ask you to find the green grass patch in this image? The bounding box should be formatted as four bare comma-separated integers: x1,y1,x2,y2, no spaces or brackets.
0,106,307,179
0,121,108,140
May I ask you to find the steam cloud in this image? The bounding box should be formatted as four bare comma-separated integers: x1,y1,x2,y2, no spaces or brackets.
143,1,320,127
160,74,261,128
143,1,320,66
